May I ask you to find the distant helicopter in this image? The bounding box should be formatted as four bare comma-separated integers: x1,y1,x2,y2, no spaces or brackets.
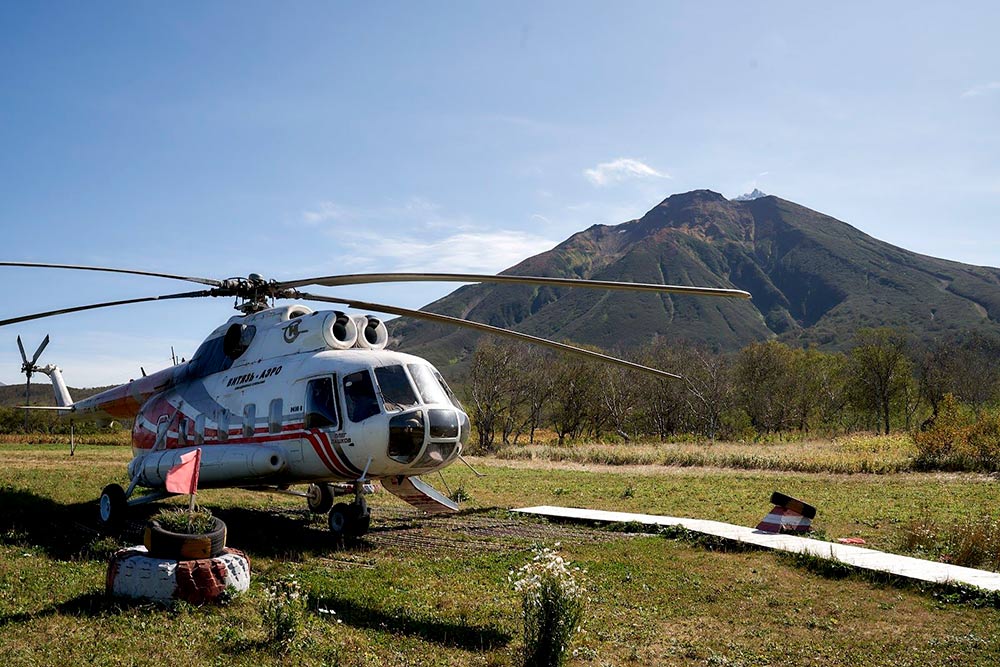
0,262,750,538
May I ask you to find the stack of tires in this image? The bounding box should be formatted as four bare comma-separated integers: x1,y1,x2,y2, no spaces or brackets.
106,517,251,604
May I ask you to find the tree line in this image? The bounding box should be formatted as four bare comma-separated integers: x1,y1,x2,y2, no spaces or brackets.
464,327,1000,452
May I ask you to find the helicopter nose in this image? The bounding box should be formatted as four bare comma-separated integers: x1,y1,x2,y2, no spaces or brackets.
388,410,425,463
386,407,469,468
427,408,459,438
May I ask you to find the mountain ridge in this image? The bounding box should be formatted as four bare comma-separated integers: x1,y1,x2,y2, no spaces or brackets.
389,190,1000,373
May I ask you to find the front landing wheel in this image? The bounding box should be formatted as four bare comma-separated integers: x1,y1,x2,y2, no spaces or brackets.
99,483,127,533
328,501,371,540
328,502,350,539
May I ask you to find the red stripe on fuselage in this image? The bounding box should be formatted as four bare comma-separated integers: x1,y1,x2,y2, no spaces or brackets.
134,421,355,478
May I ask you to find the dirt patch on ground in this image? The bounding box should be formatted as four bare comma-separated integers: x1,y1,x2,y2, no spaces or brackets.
359,505,633,559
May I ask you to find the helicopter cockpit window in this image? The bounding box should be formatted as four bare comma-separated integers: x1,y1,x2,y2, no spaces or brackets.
373,365,419,412
432,368,464,409
407,364,449,405
343,371,380,422
305,377,340,429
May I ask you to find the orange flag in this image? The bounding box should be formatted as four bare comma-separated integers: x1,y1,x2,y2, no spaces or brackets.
165,448,202,495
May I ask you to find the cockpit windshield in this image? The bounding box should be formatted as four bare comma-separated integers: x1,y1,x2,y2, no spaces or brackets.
432,368,463,410
407,364,449,405
373,365,419,412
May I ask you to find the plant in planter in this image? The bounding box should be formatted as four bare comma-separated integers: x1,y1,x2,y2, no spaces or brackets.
108,447,250,605
145,506,228,560
142,448,227,560
153,506,217,534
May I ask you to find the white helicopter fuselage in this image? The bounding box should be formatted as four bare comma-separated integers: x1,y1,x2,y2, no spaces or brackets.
68,304,470,493
5,263,750,534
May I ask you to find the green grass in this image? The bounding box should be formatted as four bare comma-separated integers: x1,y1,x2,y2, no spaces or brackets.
3,443,1000,665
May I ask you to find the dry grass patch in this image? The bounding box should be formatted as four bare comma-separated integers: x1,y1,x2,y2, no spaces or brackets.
496,433,918,474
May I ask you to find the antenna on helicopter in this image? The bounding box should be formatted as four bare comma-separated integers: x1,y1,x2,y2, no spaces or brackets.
16,334,50,432
171,346,178,366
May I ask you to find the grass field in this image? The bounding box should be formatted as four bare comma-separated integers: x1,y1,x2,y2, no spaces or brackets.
3,442,1000,665
494,433,919,474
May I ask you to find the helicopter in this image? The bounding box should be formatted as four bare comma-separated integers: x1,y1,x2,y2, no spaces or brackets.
0,261,751,539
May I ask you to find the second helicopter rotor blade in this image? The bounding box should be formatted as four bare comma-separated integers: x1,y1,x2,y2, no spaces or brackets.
276,272,752,299
0,261,222,287
0,290,217,328
296,291,682,381
31,334,50,365
16,335,28,365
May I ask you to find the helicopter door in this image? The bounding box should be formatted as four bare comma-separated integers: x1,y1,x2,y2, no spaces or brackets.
343,370,380,422
304,376,341,430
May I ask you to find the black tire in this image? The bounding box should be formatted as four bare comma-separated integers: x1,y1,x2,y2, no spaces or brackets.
98,483,127,533
307,483,334,514
347,505,371,538
328,502,350,539
144,517,227,560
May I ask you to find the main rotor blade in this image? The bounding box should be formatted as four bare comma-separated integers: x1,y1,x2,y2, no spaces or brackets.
16,335,28,365
296,291,682,381
31,334,50,365
277,272,751,299
0,262,222,287
0,290,216,328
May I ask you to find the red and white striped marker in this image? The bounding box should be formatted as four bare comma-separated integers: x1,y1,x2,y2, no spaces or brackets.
756,492,816,534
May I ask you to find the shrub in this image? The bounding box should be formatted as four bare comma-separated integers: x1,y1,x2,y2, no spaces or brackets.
510,545,586,667
914,395,1000,471
261,576,307,654
966,411,1000,468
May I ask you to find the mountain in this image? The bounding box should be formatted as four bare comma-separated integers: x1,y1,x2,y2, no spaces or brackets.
733,188,768,201
388,190,1000,373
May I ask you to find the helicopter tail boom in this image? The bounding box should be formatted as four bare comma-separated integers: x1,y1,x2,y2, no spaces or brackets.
37,364,72,407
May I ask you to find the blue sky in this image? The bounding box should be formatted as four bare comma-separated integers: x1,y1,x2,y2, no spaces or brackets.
1,2,998,386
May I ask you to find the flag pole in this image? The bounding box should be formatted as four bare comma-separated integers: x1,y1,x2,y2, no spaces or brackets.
188,491,195,532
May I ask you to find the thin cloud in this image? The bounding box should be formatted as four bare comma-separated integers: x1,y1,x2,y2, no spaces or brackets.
301,197,474,231
302,201,352,224
961,82,1000,98
338,230,558,273
584,158,670,186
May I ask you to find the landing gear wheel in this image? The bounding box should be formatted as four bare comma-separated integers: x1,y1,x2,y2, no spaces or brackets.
99,483,127,532
328,502,350,539
306,483,334,514
328,500,371,540
348,505,371,538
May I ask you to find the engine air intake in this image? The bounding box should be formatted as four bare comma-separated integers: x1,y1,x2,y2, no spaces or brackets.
352,315,389,350
323,311,359,350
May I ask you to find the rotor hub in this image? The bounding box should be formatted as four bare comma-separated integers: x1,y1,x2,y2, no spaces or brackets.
215,274,300,314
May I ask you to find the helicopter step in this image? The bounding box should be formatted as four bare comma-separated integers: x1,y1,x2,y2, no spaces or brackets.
382,475,459,514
